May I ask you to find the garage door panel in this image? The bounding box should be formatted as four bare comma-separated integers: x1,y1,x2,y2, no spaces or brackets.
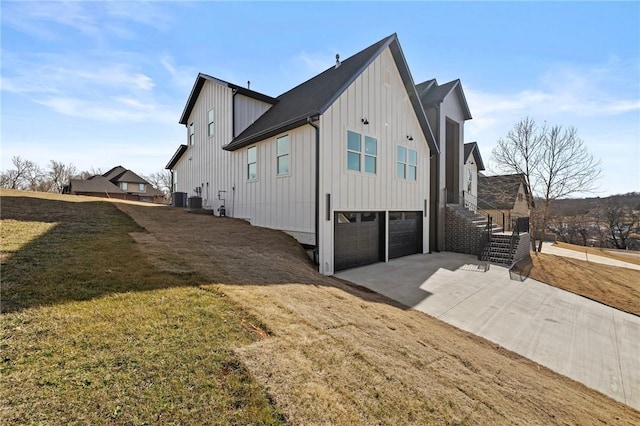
335,212,382,271
389,211,422,259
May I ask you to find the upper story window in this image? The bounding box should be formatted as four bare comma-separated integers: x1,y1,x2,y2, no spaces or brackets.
207,109,214,137
121,182,128,190
139,183,145,192
347,130,377,174
276,135,290,175
189,122,195,146
397,146,417,181
247,146,257,180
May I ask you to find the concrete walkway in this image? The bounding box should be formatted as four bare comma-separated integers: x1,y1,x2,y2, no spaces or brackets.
541,242,640,271
336,252,640,411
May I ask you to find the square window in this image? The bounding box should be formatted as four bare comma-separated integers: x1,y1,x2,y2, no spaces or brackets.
138,183,145,191
121,182,128,190
347,131,361,152
397,146,417,180
365,155,376,174
347,151,361,172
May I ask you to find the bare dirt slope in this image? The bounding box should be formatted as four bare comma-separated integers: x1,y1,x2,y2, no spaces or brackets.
117,203,639,425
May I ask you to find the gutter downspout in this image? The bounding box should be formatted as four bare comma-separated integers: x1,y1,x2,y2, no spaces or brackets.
307,115,320,267
435,103,441,252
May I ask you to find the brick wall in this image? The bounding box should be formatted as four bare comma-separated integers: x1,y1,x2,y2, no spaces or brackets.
445,206,484,255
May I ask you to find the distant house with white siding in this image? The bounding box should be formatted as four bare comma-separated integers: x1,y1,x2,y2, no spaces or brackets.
166,33,474,275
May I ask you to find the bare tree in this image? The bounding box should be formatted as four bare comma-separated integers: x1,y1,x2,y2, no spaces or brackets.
0,156,39,190
144,170,172,196
492,117,601,252
601,200,639,249
75,167,104,180
48,160,77,193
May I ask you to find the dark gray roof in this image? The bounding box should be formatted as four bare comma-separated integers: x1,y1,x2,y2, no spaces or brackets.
179,75,278,125
102,166,148,184
463,142,485,171
69,175,125,194
416,79,472,120
477,174,527,210
166,144,188,170
222,33,438,154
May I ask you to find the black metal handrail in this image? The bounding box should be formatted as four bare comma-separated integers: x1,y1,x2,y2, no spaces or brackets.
511,216,530,235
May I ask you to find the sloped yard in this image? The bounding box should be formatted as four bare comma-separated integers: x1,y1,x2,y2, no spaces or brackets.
116,200,639,424
2,189,638,424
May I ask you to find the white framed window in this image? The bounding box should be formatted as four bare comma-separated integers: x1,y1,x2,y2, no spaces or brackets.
397,146,417,180
121,182,128,190
247,146,257,180
207,109,214,137
189,122,195,146
347,130,377,174
276,135,290,175
139,183,145,191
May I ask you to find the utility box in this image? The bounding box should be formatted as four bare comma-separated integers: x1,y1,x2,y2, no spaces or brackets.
172,192,187,207
187,196,202,210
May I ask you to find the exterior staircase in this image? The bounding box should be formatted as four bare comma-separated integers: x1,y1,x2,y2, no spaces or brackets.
445,203,530,266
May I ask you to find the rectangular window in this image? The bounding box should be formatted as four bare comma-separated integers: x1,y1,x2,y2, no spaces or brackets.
207,109,214,137
247,146,257,180
138,183,145,191
347,131,377,174
397,146,417,180
276,135,290,175
347,131,361,172
121,182,128,190
189,123,195,146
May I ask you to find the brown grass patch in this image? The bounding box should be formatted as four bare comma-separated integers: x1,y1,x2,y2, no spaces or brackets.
521,252,640,316
555,241,640,266
113,200,640,424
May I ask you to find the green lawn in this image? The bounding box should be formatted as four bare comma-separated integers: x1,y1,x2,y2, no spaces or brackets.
1,191,284,424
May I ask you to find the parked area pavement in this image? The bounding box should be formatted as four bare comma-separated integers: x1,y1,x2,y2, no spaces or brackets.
541,242,640,271
336,252,640,411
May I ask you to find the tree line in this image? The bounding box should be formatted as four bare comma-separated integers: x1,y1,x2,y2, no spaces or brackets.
0,156,171,197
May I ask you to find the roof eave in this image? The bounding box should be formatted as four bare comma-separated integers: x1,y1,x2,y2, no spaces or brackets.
223,114,315,151
166,144,188,169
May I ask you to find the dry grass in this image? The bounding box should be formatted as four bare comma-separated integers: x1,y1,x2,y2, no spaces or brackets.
520,252,640,316
555,241,640,266
113,198,640,424
0,189,284,424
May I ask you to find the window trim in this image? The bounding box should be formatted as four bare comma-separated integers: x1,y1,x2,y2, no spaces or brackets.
138,183,145,192
276,135,290,176
121,182,128,191
247,146,257,181
207,109,214,137
346,129,377,175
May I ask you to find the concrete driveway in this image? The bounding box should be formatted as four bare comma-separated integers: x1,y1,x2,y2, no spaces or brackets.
335,252,640,411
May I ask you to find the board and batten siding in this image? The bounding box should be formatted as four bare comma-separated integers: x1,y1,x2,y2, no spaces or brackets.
233,94,273,137
317,47,431,275
173,79,316,245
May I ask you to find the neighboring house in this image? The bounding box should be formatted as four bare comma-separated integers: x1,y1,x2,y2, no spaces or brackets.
462,141,485,210
167,33,476,275
477,173,531,231
65,166,163,202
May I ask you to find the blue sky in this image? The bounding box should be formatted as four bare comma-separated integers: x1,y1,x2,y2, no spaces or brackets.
1,1,638,197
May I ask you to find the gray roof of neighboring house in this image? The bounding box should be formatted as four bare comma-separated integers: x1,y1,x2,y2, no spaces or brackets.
102,166,148,184
102,166,128,181
69,175,125,194
463,142,485,171
219,33,438,154
477,173,527,210
416,78,472,120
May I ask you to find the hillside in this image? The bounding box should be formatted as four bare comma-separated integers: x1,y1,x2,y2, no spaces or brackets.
2,189,638,424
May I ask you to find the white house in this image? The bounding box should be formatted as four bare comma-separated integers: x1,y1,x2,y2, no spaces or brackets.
461,141,485,211
167,33,473,275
